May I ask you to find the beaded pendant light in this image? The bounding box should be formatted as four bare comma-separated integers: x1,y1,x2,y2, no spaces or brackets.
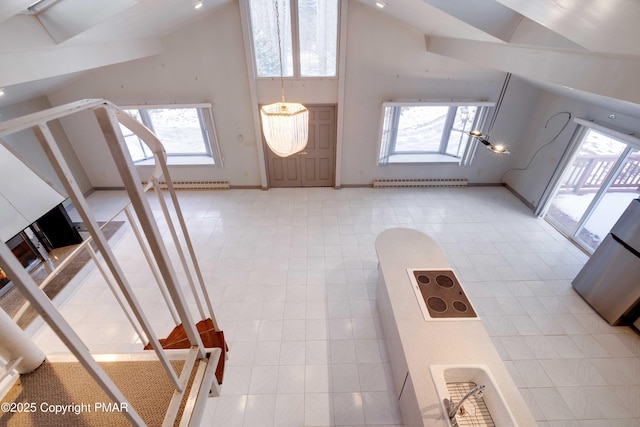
260,0,308,157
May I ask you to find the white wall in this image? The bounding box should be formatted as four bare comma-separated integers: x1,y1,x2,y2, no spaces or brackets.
46,0,543,188
339,2,541,185
5,0,639,196
0,96,92,194
48,1,259,188
504,91,640,208
51,110,123,188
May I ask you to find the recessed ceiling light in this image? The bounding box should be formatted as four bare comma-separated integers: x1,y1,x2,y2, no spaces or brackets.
375,0,387,8
0,88,5,97
193,0,203,9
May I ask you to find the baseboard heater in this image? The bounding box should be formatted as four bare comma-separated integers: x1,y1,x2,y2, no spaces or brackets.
372,178,468,188
145,180,230,190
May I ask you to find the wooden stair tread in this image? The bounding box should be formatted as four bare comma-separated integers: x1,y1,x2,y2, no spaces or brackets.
144,318,227,384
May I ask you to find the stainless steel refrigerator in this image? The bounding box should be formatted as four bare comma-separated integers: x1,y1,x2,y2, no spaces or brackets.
572,198,640,325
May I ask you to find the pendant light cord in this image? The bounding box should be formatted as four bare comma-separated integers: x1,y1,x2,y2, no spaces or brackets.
500,111,572,183
275,0,285,104
488,72,511,136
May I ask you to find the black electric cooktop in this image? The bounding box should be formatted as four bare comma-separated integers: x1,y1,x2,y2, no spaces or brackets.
411,269,477,319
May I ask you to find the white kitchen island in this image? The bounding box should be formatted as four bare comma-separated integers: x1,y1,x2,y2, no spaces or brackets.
375,228,536,427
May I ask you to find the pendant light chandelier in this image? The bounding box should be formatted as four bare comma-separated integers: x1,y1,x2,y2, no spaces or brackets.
260,0,309,157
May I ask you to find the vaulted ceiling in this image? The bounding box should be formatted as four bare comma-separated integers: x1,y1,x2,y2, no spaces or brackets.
1,0,639,112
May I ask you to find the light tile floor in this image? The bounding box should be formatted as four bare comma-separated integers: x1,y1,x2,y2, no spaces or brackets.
28,187,640,427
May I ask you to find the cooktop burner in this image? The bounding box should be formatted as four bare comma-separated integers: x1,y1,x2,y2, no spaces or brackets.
409,269,477,319
435,274,454,288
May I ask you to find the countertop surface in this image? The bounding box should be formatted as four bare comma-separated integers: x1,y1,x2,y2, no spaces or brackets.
375,228,537,426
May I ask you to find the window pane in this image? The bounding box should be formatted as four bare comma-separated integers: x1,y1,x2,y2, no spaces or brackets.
546,129,627,239
250,0,294,77
298,0,338,77
446,106,476,157
120,109,151,162
379,103,485,164
143,109,207,155
394,106,448,152
580,148,640,251
378,106,395,163
123,134,147,161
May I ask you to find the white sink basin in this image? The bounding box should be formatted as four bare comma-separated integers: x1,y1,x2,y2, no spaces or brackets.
430,364,517,427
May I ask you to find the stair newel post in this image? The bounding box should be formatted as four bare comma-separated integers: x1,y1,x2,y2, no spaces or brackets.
0,300,44,374
93,105,205,358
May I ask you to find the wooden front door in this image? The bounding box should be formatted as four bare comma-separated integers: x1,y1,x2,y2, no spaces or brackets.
266,105,336,188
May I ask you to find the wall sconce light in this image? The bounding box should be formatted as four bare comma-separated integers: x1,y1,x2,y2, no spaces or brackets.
469,73,511,155
192,0,203,9
375,0,387,8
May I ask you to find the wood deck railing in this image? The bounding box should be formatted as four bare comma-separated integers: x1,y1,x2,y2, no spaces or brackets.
559,154,640,194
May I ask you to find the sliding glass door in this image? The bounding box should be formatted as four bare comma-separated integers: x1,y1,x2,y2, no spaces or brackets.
545,128,640,252
579,146,640,245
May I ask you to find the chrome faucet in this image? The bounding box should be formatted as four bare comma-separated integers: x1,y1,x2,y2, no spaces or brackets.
444,384,486,426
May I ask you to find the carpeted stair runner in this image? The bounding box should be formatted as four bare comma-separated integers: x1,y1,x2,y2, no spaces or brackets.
0,359,191,427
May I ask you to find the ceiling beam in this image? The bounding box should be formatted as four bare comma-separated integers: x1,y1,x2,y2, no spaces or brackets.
426,36,640,105
507,17,584,50
495,0,640,56
421,0,521,42
0,39,162,88
36,0,138,44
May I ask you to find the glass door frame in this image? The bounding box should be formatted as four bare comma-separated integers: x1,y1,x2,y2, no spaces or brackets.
569,145,635,250
538,118,640,254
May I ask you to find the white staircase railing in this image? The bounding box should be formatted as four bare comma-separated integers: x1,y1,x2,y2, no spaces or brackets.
0,356,22,403
0,99,225,426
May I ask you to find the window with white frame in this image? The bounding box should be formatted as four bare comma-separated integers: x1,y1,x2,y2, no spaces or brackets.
378,102,493,165
248,0,338,78
119,105,222,166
